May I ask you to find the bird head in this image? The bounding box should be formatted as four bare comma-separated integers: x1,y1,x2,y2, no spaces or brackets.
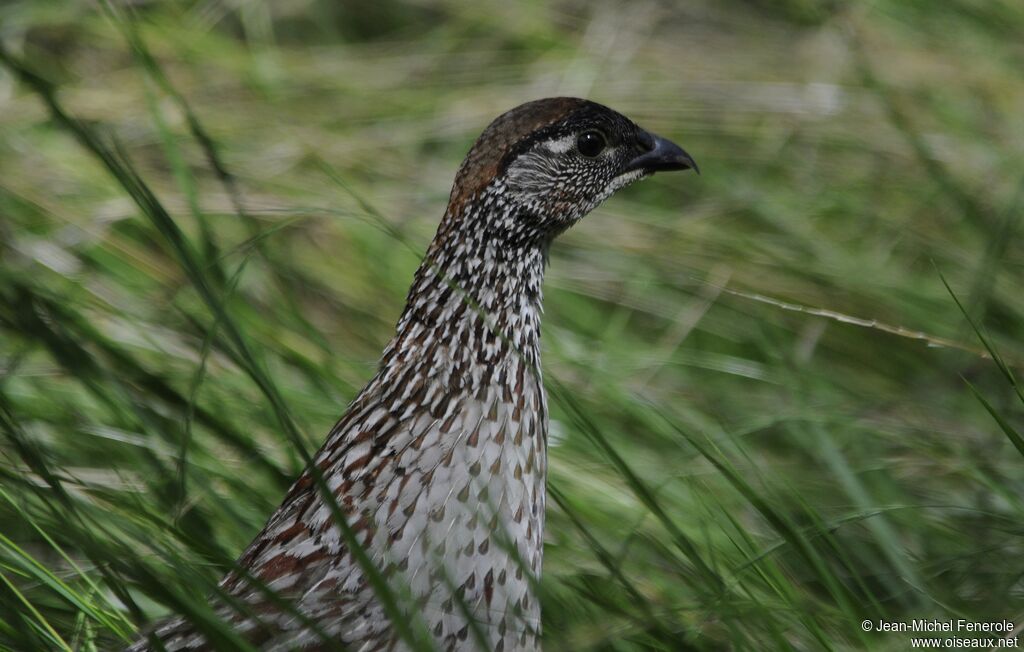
445,97,697,242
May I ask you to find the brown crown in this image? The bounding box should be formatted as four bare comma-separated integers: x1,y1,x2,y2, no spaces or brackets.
447,97,588,213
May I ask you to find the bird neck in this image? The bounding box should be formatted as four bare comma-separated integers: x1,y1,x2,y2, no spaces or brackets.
382,196,549,383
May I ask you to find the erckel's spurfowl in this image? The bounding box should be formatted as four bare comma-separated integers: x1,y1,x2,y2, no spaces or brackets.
129,98,697,652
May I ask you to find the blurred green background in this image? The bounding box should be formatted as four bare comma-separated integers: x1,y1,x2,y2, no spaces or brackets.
1,1,1023,650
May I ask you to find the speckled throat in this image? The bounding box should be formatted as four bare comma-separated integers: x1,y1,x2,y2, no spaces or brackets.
239,184,550,651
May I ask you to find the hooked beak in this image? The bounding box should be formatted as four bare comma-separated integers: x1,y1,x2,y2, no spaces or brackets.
623,131,699,175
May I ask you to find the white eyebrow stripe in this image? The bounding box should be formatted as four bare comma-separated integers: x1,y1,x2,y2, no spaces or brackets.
541,134,576,154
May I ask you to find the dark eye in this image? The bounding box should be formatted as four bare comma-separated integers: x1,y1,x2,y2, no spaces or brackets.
576,130,607,158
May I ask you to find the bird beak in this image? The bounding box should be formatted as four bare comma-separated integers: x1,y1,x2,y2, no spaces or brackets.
623,131,699,175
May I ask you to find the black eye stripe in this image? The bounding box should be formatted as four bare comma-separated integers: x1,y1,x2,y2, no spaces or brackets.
576,130,607,158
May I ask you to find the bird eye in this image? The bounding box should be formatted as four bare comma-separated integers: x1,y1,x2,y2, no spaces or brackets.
576,130,607,158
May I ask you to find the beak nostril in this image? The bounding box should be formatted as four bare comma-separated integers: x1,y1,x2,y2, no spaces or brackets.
636,130,656,153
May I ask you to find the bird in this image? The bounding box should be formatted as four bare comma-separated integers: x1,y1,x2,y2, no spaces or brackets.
128,97,697,652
